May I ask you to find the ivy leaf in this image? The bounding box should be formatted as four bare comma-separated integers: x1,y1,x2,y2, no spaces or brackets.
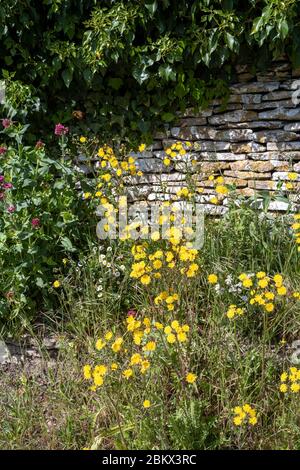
108,77,123,90
132,65,150,84
279,19,289,39
62,68,73,88
161,112,175,122
225,32,236,51
158,64,176,81
145,1,157,16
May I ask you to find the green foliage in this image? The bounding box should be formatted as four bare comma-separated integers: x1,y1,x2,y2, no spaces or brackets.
0,124,97,331
0,0,299,142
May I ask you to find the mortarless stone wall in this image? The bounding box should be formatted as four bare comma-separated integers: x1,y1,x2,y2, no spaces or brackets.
127,60,300,215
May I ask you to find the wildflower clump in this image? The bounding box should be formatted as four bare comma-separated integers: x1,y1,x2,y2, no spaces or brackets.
233,404,258,426
279,367,300,394
291,214,300,252
83,314,193,394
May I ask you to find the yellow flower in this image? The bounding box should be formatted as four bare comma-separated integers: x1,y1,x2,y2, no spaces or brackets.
258,278,269,289
140,360,150,374
111,363,118,370
233,416,243,426
265,303,274,313
242,278,253,288
140,274,151,285
104,331,113,341
256,271,266,279
208,274,218,284
79,136,87,143
249,416,258,426
291,383,300,393
186,373,197,384
273,274,283,286
279,383,288,393
96,339,106,351
138,144,146,152
177,332,187,342
53,280,61,288
167,333,176,344
123,368,133,379
93,374,104,387
277,286,287,296
130,353,142,365
83,365,92,380
143,400,151,408
163,158,171,166
144,341,156,352
94,365,107,376
288,172,298,181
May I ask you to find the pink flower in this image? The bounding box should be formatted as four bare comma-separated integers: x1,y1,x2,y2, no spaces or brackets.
54,123,69,136
2,118,12,128
0,192,4,200
3,182,12,189
35,140,45,149
31,218,40,228
0,146,7,154
127,309,138,317
7,205,15,213
0,175,4,183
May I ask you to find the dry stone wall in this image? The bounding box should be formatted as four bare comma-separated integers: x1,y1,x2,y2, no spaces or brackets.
128,60,300,215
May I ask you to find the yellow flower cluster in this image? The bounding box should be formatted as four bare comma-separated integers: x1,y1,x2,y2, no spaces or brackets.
226,304,245,319
279,367,300,393
285,172,298,190
291,214,300,252
233,404,258,426
163,141,192,167
163,320,190,344
83,315,192,393
130,241,200,287
239,272,289,314
154,291,180,311
83,145,142,203
207,175,229,205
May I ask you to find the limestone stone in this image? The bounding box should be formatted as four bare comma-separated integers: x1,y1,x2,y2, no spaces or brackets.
193,141,230,151
229,161,274,172
208,110,257,125
246,100,296,110
284,122,300,131
248,181,277,190
293,162,300,171
231,142,266,153
198,177,247,188
267,142,300,151
231,82,280,94
219,121,284,130
224,170,272,179
262,91,292,101
198,152,246,161
135,157,173,173
258,108,300,120
176,117,207,126
253,130,299,143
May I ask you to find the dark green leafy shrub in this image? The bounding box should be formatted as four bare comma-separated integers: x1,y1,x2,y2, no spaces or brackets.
0,122,97,331
1,0,299,142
